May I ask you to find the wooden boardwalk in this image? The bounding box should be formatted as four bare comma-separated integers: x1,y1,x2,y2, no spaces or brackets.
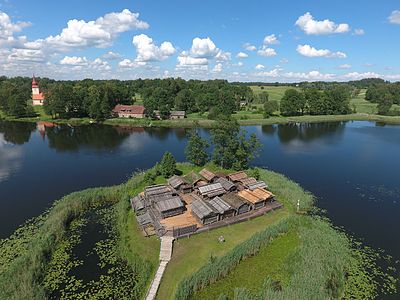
145,236,174,300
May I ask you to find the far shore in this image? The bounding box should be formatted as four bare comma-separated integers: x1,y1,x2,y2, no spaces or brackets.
2,113,400,128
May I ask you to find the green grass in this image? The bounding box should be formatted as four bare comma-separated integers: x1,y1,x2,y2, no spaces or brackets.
192,230,300,299
250,86,299,102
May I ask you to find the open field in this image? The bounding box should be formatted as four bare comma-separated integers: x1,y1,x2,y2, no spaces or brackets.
250,85,300,102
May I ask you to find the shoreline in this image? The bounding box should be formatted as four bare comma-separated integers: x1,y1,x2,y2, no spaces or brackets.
1,113,400,128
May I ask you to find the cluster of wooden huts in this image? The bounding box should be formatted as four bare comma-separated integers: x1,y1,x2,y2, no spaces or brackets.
131,168,275,236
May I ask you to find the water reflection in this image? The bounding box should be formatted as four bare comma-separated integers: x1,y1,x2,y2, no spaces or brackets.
0,133,23,183
0,121,36,144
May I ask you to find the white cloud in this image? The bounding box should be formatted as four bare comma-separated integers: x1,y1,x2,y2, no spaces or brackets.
190,37,219,58
92,58,111,70
243,43,256,51
342,72,380,80
8,49,45,62
255,68,281,77
263,34,279,45
42,9,149,51
236,52,248,58
0,11,30,40
388,10,400,24
284,70,335,80
255,64,265,70
257,46,277,57
102,51,122,60
297,44,347,58
132,34,175,62
295,12,350,35
215,50,231,62
236,62,244,67
118,58,146,68
354,28,365,35
176,51,209,69
213,63,223,73
338,64,351,69
60,56,88,65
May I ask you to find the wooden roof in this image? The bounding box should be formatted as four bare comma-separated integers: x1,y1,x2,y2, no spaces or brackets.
198,183,225,197
183,171,202,185
238,189,267,204
216,177,236,191
221,193,248,209
148,193,177,203
208,196,232,214
136,212,153,226
247,181,268,191
168,175,187,189
112,104,145,115
199,168,217,181
145,185,172,197
250,188,274,200
191,199,217,219
240,177,258,186
155,197,184,212
228,171,248,182
130,195,145,211
170,110,186,116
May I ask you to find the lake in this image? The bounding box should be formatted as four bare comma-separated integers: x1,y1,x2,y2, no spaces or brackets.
1,120,399,264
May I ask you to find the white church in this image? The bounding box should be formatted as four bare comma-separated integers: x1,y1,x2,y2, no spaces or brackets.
32,76,45,106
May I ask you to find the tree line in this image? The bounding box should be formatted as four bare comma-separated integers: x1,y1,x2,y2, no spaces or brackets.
365,82,400,115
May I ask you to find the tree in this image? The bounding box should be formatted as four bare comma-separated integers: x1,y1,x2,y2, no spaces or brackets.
304,88,326,115
263,100,279,118
377,93,393,115
159,152,176,178
185,129,209,166
280,89,305,116
258,91,269,104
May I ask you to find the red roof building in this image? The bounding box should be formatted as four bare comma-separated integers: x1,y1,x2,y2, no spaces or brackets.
112,105,145,118
32,76,45,106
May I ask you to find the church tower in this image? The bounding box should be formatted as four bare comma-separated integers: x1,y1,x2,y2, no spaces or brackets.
32,76,40,96
32,76,45,106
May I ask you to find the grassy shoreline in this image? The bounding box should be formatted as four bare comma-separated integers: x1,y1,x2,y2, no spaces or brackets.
2,113,400,128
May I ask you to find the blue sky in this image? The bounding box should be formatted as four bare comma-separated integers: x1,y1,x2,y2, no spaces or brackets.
0,0,399,81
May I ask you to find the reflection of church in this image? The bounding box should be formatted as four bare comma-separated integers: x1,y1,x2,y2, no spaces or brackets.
32,76,45,106
36,121,55,140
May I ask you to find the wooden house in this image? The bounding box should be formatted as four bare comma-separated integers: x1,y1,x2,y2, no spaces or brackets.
208,196,235,220
112,105,145,118
145,184,173,198
227,171,248,182
251,188,275,202
168,175,193,194
184,171,203,186
191,198,219,225
130,195,145,214
199,168,218,182
154,196,185,219
247,180,268,191
216,177,236,192
238,189,270,210
240,177,258,187
170,111,186,119
221,193,251,215
198,183,226,198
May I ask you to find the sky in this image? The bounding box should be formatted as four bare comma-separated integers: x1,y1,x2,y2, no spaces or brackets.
0,0,400,82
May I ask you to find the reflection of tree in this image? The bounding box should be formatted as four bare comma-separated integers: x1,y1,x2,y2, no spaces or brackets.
261,125,277,136
0,121,36,145
46,124,130,152
276,122,346,144
145,127,170,140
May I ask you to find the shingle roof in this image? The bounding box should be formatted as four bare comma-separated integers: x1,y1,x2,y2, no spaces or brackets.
199,169,217,181
130,195,145,211
112,105,145,115
238,189,265,204
216,177,236,191
240,177,258,186
222,193,248,209
191,199,217,219
251,188,274,200
208,196,232,214
145,185,172,197
228,171,248,182
247,181,268,190
168,175,186,189
149,193,177,203
198,183,225,197
155,197,184,212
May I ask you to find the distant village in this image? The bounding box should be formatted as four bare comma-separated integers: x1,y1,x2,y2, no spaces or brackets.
31,77,186,120
131,168,282,238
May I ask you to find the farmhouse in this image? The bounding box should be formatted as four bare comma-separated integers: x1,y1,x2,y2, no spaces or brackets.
198,183,225,198
199,168,217,182
170,111,186,119
207,196,235,220
191,198,219,225
222,193,251,215
112,105,145,118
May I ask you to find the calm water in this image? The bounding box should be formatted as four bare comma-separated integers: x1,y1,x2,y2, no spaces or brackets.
1,120,400,263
